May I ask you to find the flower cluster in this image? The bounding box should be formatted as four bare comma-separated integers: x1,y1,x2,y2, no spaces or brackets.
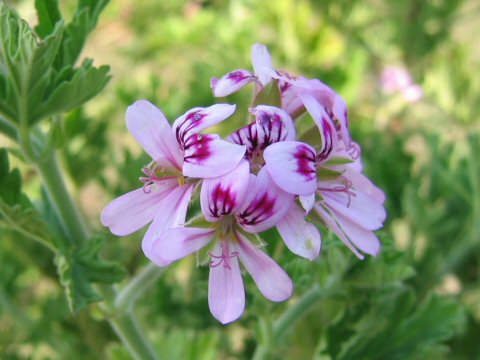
101,44,386,324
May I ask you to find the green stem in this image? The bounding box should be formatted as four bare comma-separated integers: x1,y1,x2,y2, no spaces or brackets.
252,285,327,360
33,150,160,358
115,263,164,311
109,311,160,360
0,115,17,140
35,152,90,246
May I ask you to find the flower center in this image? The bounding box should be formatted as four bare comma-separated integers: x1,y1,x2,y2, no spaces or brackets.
209,240,239,270
139,162,183,193
318,176,356,207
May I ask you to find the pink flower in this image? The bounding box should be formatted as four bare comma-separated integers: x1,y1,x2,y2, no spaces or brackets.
146,160,293,324
211,43,351,147
381,66,423,103
100,100,246,265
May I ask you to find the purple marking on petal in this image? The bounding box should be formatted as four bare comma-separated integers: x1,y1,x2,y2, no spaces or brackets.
227,70,252,84
227,123,259,159
175,110,208,148
183,134,213,164
237,192,276,227
208,183,238,218
294,144,316,180
316,114,336,163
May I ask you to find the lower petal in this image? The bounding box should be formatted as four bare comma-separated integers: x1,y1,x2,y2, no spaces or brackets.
208,242,245,324
146,227,215,266
100,180,177,236
276,205,321,261
142,184,194,266
235,232,293,302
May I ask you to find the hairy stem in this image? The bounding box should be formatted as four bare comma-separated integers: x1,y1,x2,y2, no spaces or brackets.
115,263,164,311
252,285,328,360
109,311,160,360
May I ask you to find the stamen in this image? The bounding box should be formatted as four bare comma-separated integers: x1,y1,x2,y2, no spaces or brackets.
318,176,356,207
208,241,239,270
347,143,361,160
140,165,163,193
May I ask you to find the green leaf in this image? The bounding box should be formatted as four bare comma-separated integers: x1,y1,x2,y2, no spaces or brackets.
56,236,126,313
252,80,282,108
0,2,110,128
54,0,110,69
0,149,56,251
34,60,110,122
34,0,62,38
337,293,465,360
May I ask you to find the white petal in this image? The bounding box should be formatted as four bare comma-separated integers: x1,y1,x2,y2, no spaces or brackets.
276,205,321,260
126,100,183,170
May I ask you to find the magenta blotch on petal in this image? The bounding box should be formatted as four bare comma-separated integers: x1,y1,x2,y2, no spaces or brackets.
212,70,255,97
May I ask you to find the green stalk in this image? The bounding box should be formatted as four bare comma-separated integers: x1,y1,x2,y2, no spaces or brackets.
35,152,90,246
115,263,164,311
109,311,160,360
31,149,161,359
252,285,328,360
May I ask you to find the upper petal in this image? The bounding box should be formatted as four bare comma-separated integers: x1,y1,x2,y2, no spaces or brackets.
297,91,337,163
148,227,216,265
235,231,293,302
211,70,255,97
182,134,246,178
263,140,317,195
126,100,183,170
142,184,194,266
251,43,273,86
172,104,236,148
236,167,294,233
226,122,258,158
100,178,178,236
276,205,321,261
208,241,245,324
200,159,251,221
251,105,296,144
332,95,351,147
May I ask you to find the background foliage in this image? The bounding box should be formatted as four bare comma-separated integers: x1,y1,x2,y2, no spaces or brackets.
0,0,479,359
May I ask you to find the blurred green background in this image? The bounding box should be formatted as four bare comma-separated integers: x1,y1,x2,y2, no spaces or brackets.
1,0,479,359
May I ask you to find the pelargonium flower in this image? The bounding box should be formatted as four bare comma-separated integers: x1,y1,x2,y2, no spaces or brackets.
101,100,246,265
211,43,351,147
227,105,322,260
146,160,294,324
314,140,386,258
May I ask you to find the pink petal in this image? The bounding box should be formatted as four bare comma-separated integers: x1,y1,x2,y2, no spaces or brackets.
252,43,273,85
148,227,216,265
276,205,321,260
334,211,381,256
236,168,294,232
322,189,386,231
226,122,258,157
299,193,315,213
332,95,351,147
200,159,251,221
315,205,364,259
297,92,337,163
100,178,178,236
208,241,245,324
141,184,194,266
235,231,293,302
263,141,317,195
251,105,296,144
342,167,386,204
182,134,246,178
172,104,236,148
126,100,183,170
211,70,255,97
